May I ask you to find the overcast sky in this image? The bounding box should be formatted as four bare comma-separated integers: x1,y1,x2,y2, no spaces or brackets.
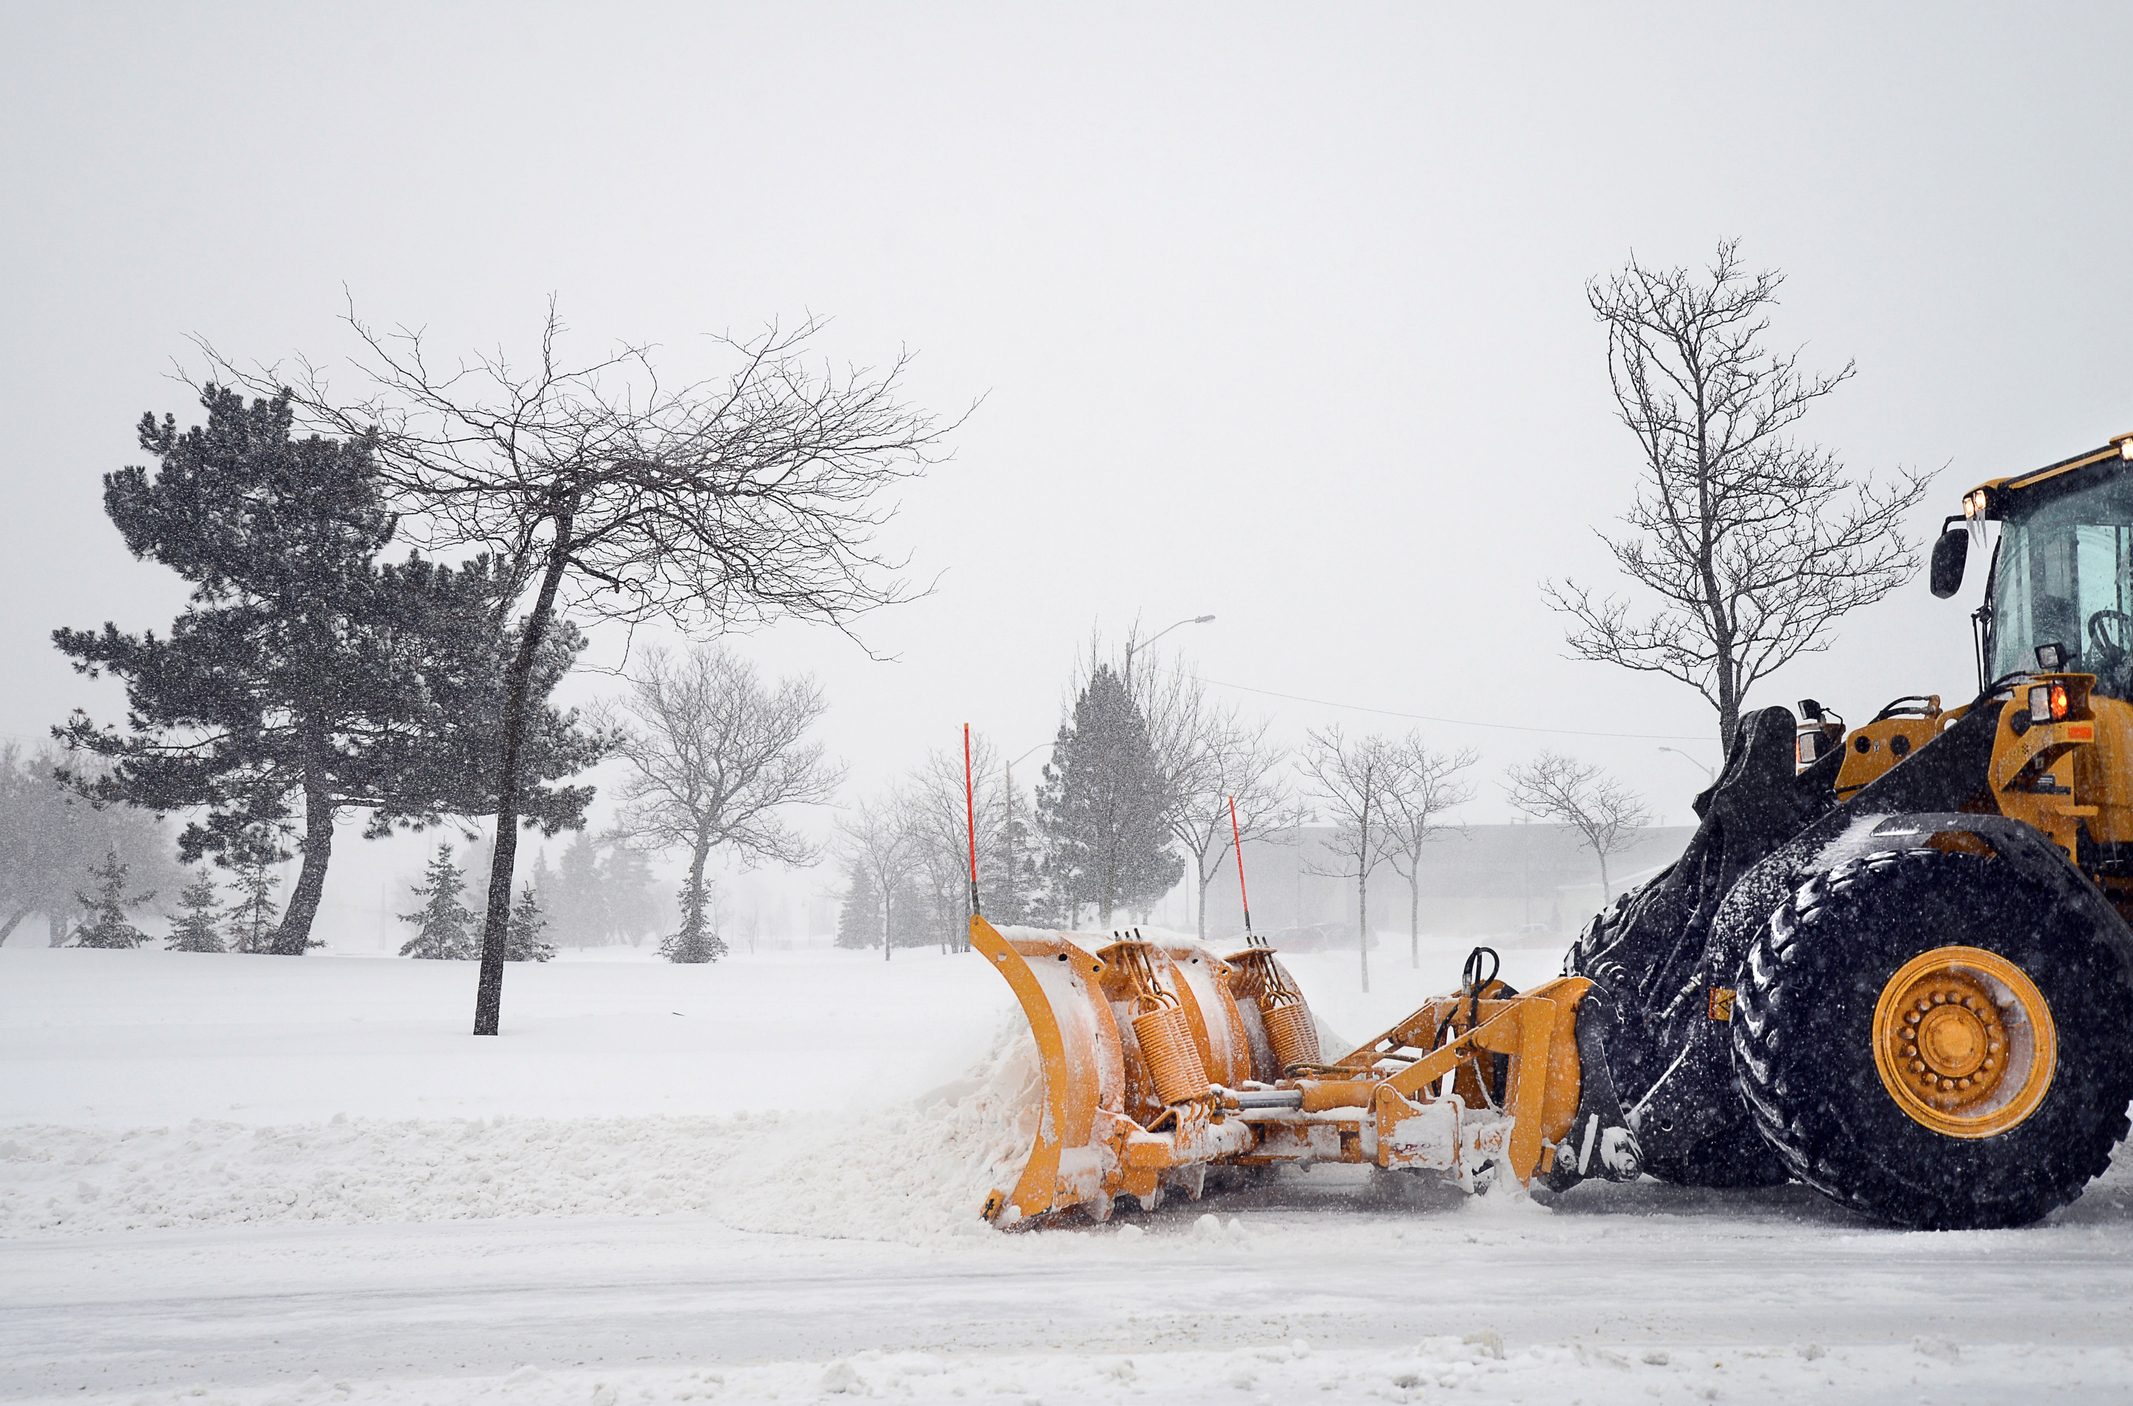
6,3,2131,941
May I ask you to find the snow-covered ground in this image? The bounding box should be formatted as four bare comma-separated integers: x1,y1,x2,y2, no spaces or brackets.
4,937,2130,1404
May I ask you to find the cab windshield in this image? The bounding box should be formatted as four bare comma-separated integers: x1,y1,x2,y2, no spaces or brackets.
1988,473,2133,695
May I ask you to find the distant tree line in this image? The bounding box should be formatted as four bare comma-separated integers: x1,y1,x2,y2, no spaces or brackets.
830,624,1667,994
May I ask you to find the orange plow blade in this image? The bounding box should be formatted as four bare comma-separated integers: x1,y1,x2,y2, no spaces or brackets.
971,919,1127,1224
971,914,1645,1228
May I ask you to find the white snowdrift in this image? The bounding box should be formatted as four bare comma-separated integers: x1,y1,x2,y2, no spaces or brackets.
0,1013,1045,1242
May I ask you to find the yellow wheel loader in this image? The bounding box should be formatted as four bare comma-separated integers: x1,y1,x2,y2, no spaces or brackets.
976,436,2133,1231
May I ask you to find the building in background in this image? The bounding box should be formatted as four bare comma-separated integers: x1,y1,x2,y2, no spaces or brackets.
1195,822,1694,949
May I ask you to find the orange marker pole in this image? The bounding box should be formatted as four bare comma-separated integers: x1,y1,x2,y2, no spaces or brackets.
1229,795,1256,945
964,723,981,916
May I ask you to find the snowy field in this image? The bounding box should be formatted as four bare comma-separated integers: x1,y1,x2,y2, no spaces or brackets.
4,937,2131,1405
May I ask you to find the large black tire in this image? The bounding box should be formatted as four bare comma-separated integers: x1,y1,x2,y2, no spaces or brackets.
1733,846,2133,1230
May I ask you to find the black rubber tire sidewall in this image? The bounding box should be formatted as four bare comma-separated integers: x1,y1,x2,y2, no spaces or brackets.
1733,847,2133,1230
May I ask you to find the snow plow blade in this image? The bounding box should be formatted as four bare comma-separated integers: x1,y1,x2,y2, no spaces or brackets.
972,914,1641,1227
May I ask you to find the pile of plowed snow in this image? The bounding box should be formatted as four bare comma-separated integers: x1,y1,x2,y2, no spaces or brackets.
704,1012,1045,1241
0,1016,1043,1242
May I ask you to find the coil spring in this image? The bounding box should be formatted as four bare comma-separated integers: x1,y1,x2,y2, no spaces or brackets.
1263,1000,1321,1073
1131,1005,1210,1106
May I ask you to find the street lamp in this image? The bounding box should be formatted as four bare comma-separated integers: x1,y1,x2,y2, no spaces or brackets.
1123,613,1215,683
1657,746,1716,783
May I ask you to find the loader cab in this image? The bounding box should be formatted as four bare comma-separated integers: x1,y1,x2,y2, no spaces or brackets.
1942,436,2133,700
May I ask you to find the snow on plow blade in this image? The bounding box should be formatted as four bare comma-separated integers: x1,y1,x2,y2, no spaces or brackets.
972,914,1641,1228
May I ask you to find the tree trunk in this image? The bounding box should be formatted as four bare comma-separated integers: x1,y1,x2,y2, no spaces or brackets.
0,907,30,946
1357,806,1371,993
474,529,572,1036
273,731,336,955
1357,866,1370,994
882,880,893,962
1409,872,1420,969
1196,863,1213,942
1597,849,1612,901
683,836,713,959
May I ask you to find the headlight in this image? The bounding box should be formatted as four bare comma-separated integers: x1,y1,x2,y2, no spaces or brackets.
1963,488,1991,519
2029,682,2071,722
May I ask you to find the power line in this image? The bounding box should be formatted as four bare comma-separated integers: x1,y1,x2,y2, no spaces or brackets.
1202,677,1713,742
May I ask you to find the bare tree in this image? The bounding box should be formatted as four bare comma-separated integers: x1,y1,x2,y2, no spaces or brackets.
1300,726,1398,993
838,792,919,963
1502,751,1650,900
1380,733,1478,968
1136,658,1290,941
1544,242,1932,748
899,731,1011,952
201,304,953,1031
602,645,843,963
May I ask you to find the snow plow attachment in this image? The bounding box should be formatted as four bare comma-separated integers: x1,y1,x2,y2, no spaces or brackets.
972,914,1643,1227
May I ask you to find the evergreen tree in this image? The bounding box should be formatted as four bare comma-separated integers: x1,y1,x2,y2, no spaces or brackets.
546,833,608,946
399,842,475,959
54,387,601,955
165,871,227,952
836,863,881,950
530,851,561,926
70,850,152,949
602,845,662,946
224,842,282,953
834,861,931,950
1034,664,1184,926
661,870,727,963
505,881,554,962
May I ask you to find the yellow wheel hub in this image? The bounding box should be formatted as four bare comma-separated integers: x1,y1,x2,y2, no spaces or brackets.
1872,946,2056,1138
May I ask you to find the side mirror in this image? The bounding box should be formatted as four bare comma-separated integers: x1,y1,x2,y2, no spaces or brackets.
1929,525,1969,599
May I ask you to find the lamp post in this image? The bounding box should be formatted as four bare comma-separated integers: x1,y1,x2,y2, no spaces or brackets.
1122,613,1215,684
1657,746,1716,783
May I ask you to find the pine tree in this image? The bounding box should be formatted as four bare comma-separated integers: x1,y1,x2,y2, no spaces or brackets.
836,862,881,950
505,881,555,962
602,845,661,946
165,871,227,952
224,845,282,953
54,387,601,955
399,842,475,959
70,850,153,949
660,867,728,963
546,834,607,946
1034,664,1184,926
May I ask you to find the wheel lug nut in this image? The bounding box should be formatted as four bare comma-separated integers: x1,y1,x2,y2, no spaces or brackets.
1910,1059,1927,1073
